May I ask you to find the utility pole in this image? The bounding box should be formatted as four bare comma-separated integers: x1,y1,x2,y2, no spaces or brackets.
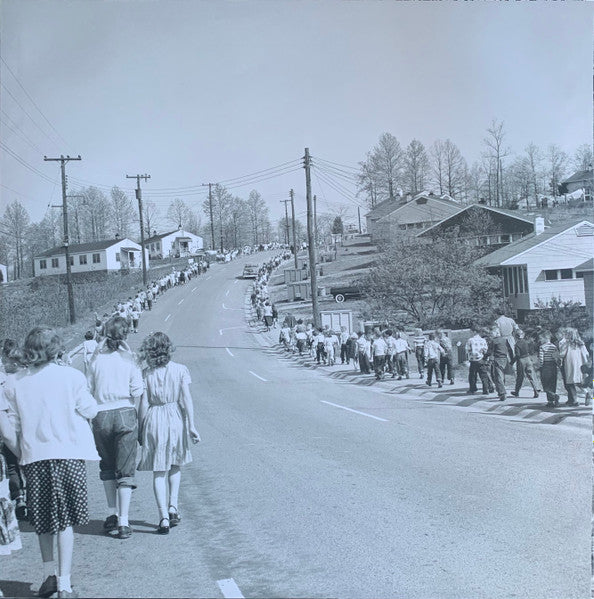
44,154,81,324
313,194,317,248
358,206,362,234
304,148,320,328
290,189,298,269
126,173,150,286
281,199,290,246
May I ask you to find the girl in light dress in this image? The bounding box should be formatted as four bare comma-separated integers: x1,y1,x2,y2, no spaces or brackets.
137,333,199,535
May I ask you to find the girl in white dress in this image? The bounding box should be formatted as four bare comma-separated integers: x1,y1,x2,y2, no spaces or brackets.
137,333,199,535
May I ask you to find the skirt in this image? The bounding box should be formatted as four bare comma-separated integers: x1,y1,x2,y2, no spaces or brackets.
22,459,89,535
137,402,193,472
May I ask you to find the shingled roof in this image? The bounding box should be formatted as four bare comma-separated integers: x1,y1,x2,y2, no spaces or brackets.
36,238,134,258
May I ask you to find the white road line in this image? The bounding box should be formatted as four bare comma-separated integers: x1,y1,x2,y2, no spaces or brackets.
219,325,245,336
178,299,184,305
225,289,230,296
191,287,197,292
222,303,243,311
249,370,268,382
165,314,171,322
225,347,234,357
234,279,238,285
206,275,212,280
217,578,244,599
320,400,388,422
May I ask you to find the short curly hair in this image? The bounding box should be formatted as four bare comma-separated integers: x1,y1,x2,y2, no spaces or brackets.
138,332,174,368
22,327,65,367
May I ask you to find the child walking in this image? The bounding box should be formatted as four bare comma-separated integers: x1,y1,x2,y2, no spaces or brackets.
2,327,99,598
137,333,199,535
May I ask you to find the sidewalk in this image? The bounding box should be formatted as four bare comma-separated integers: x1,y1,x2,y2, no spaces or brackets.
246,308,592,431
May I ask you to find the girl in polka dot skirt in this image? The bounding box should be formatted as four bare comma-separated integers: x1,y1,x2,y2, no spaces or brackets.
2,327,99,599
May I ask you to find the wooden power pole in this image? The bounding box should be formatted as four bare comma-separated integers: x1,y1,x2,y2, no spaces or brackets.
290,189,298,270
304,148,320,328
126,173,150,286
44,154,81,324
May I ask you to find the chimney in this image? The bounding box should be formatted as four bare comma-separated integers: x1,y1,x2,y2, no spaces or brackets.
178,224,182,231
534,217,545,235
153,230,157,237
114,232,120,240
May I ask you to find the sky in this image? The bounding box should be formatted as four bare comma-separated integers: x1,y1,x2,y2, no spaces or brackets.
0,0,592,233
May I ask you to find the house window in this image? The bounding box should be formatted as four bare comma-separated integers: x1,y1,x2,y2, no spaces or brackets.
522,266,528,292
560,269,573,280
39,259,47,269
115,253,120,262
79,255,87,265
499,234,510,244
69,256,74,266
503,269,510,296
51,258,59,268
156,242,161,250
512,267,519,294
576,272,585,279
544,270,558,281
92,253,100,264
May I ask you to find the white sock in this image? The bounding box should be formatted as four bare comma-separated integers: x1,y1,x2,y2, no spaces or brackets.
119,515,128,527
42,561,56,579
57,575,72,593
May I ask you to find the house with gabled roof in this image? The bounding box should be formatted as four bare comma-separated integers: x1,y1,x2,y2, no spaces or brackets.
34,238,148,277
475,219,594,318
417,204,537,252
365,192,460,241
144,227,203,259
562,169,593,199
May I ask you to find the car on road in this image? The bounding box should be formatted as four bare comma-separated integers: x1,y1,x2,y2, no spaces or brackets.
242,264,259,278
329,285,363,303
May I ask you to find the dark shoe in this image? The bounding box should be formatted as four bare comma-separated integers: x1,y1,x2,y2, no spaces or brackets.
547,401,555,407
103,514,118,534
449,379,454,385
488,387,495,393
437,382,443,388
533,391,540,398
57,591,78,598
15,496,28,521
565,401,578,406
482,391,489,395
168,507,181,527
499,396,506,401
38,575,58,598
157,518,170,535
397,376,402,380
510,391,519,397
466,390,475,395
117,525,132,539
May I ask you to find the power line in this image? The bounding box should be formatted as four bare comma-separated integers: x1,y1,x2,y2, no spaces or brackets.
1,109,46,154
312,156,360,172
0,141,58,184
1,57,72,150
0,81,61,150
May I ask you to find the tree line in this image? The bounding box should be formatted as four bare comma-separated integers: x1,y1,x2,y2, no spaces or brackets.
357,121,592,209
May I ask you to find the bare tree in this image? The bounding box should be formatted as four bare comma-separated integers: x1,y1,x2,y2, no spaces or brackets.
143,201,160,238
524,143,543,207
403,139,430,195
1,200,29,279
110,186,135,239
80,187,109,241
547,144,568,199
483,119,509,207
166,198,192,229
573,143,593,172
357,133,403,207
246,189,270,245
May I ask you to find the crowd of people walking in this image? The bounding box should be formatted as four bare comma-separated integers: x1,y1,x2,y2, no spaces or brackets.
0,319,200,597
257,302,592,408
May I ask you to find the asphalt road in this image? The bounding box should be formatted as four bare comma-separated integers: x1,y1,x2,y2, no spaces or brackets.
2,254,591,599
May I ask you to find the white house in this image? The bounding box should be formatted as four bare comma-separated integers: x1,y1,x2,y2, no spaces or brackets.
0,263,7,283
475,219,594,318
145,227,204,259
34,238,149,277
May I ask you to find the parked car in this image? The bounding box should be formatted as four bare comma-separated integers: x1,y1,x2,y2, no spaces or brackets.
329,285,363,303
242,264,259,278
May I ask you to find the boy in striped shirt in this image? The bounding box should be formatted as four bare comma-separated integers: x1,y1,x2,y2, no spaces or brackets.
539,331,560,407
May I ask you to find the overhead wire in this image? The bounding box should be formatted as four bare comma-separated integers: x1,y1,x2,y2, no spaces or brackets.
0,141,58,185
1,57,72,150
1,110,46,154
